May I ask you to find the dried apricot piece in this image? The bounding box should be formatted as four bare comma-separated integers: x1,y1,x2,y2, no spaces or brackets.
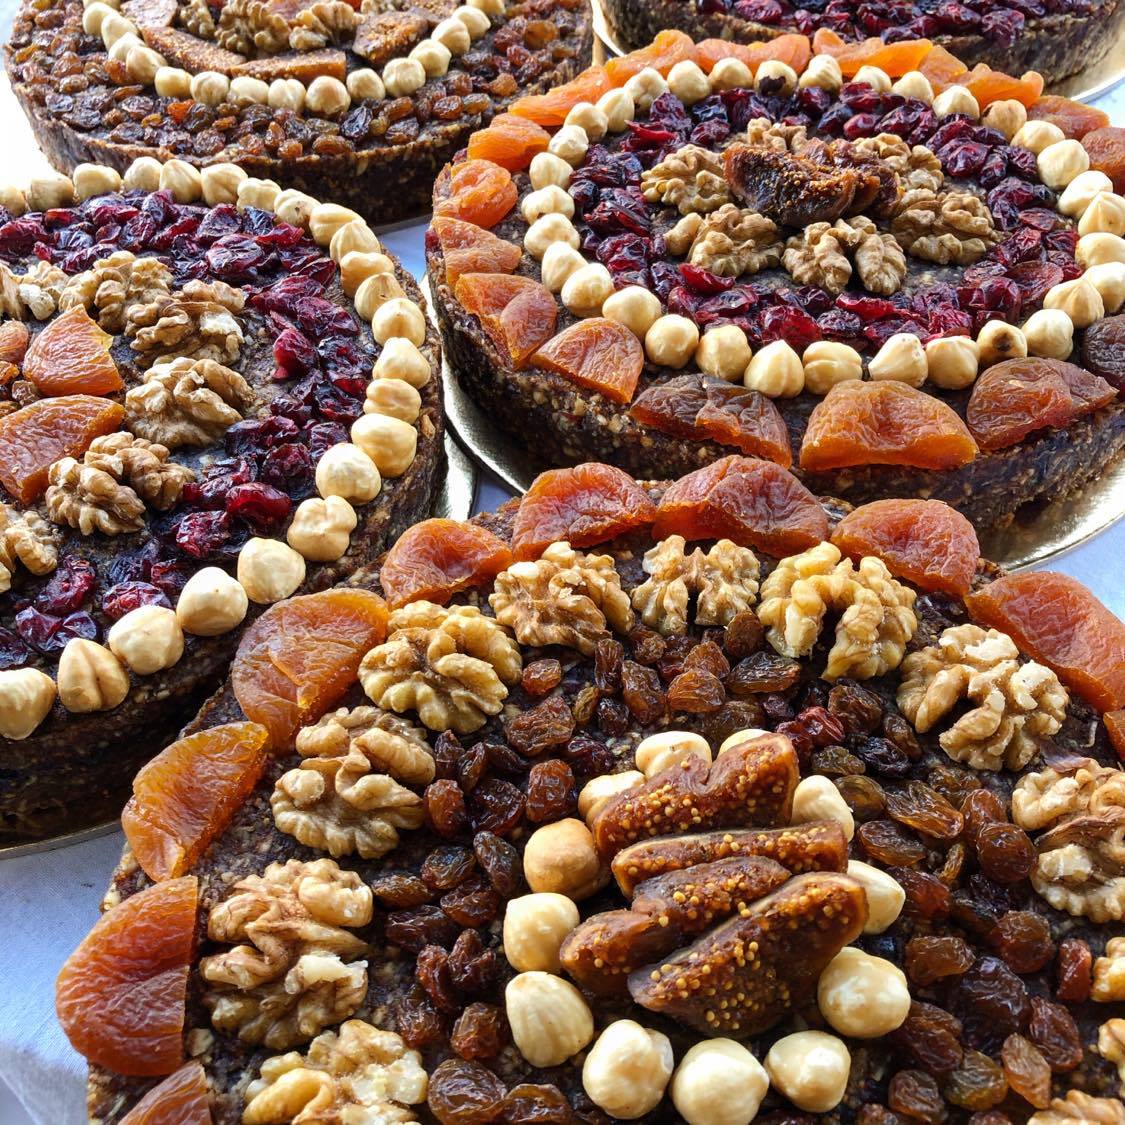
509,65,613,126
696,34,810,76
122,721,270,882
1030,96,1110,141
120,1062,212,1125
812,28,932,77
454,272,558,369
23,306,122,396
56,876,197,1077
467,113,551,172
966,357,1116,452
831,498,979,596
966,572,1125,711
532,318,644,404
605,29,697,84
917,43,968,91
433,160,518,229
232,588,389,747
0,321,28,366
0,394,124,504
652,455,828,556
380,518,513,608
959,66,1043,109
512,462,657,560
1105,711,1125,764
800,381,978,471
1082,126,1125,193
430,216,522,286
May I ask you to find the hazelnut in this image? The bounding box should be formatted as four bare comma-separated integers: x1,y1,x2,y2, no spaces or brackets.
565,101,608,141
1022,308,1075,359
176,566,249,637
1078,231,1125,268
453,4,490,38
346,68,385,101
229,75,269,105
596,87,635,132
583,1021,673,1120
562,262,614,318
524,213,580,260
868,331,927,387
99,11,135,46
315,442,382,504
27,171,74,211
529,151,572,190
802,339,862,395
72,163,122,202
976,319,1028,367
696,324,752,382
709,57,753,93
853,65,891,92
523,818,607,900
667,60,711,105
306,75,350,116
717,727,770,755
502,892,580,973
330,219,381,263
108,32,142,63
1085,261,1125,314
310,202,362,247
268,78,305,112
645,313,700,368
468,0,503,13
791,774,854,840
190,70,230,106
237,537,307,604
341,250,395,298
756,58,798,96
158,159,202,204
846,859,906,934
634,730,711,778
1013,119,1065,154
125,43,164,84
549,124,589,166
932,84,979,119
409,39,451,79
81,1,115,34
373,337,431,388
744,338,804,396
382,57,426,98
623,66,669,112
237,177,281,212
817,947,911,1037
925,334,980,390
1079,190,1125,237
1037,139,1090,190
765,1031,851,1113
351,413,418,477
275,189,317,228
200,162,247,206
798,53,842,94
541,243,586,293
602,285,662,338
505,972,594,1068
364,377,421,423
0,185,27,217
671,1039,769,1125
981,98,1027,140
578,770,644,826
355,272,407,321
1044,276,1105,327
521,184,575,225
287,495,358,562
890,70,933,104
1058,169,1114,217
371,298,427,347
0,668,57,740
123,156,162,192
107,605,184,676
432,16,471,54
58,639,130,713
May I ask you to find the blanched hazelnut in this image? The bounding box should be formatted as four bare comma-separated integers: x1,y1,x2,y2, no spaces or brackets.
502,892,579,973
521,185,574,226
306,75,349,116
646,314,700,368
982,97,1026,140
523,817,607,899
846,859,906,934
237,177,281,213
1044,276,1105,327
27,171,74,211
578,770,644,825
355,271,406,321
268,77,305,112
868,331,927,387
237,537,307,604
229,74,269,105
346,68,384,101
529,151,572,190
562,262,614,317
201,162,247,206
932,84,979,119
596,87,635,131
671,1039,769,1125
634,730,711,778
925,334,980,390
158,159,202,204
176,567,249,636
72,163,122,201
0,668,57,740
1079,190,1125,237
371,297,427,346
802,339,862,395
1058,169,1114,217
668,59,711,105
108,32,142,63
1013,119,1065,153
541,242,586,293
351,413,418,477
744,338,803,396
0,184,27,217
364,377,421,423
287,496,358,562
506,972,593,1067
817,947,911,1037
107,605,184,676
81,1,115,35
432,16,471,54
1037,139,1090,190
602,285,662,338
709,57,753,93
696,324,752,382
382,57,425,98
765,1031,851,1113
123,156,162,192
798,53,842,94
125,43,164,84
99,10,135,46
1085,261,1125,314
583,1021,673,1120
315,442,382,504
890,70,933,104
58,639,130,713
549,124,589,166
717,727,770,755
977,319,1028,367
1078,231,1125,268
373,337,431,388
791,774,854,840
190,70,230,106
853,64,891,92
1022,307,1075,359
453,4,490,38
341,250,395,298
409,38,450,79
524,213,580,260
468,0,503,13
330,219,380,263
565,101,608,141
756,58,798,96
624,66,668,111
310,202,362,246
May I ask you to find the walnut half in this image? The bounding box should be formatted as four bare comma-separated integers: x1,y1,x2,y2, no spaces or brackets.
641,145,731,215
783,216,905,296
126,279,246,367
1030,808,1125,924
891,187,1000,265
0,503,59,592
1012,758,1125,832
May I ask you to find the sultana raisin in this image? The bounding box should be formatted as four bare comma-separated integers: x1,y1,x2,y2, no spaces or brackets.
836,774,887,821
937,841,967,888
656,635,695,681
961,788,1006,842
892,1001,965,1075
505,695,575,755
697,699,767,748
385,906,461,953
858,818,926,866
1028,997,1083,1072
596,696,629,737
882,711,923,760
942,1049,1009,1111
457,741,488,794
684,639,730,679
485,739,529,776
426,779,469,839
975,822,1036,884
441,877,501,928
451,1002,508,1060
885,781,964,842
853,736,912,778
562,733,614,777
416,944,459,1012
988,910,1055,975
1001,1034,1051,1109
571,684,600,728
890,866,952,922
447,929,500,996
828,679,883,734
621,659,666,723
668,668,726,712
628,624,666,665
500,1083,575,1124
950,957,1031,1052
594,638,624,693
905,935,974,986
1055,938,1092,1002
809,745,865,777
421,845,477,892
428,1058,508,1125
370,871,432,908
723,610,763,660
525,759,578,822
727,651,802,696
474,831,523,898
888,1069,945,1124
433,731,461,780
521,658,562,696
468,778,526,837
395,992,446,1049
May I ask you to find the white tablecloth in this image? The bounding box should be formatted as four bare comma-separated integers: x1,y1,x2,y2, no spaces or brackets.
0,44,1123,1125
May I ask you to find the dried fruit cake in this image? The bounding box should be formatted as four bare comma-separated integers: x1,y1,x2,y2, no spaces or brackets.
0,155,445,843
59,459,1125,1123
3,0,593,227
426,32,1125,530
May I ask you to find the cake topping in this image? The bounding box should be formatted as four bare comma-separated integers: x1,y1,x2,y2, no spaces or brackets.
684,204,784,277
890,187,1001,265
641,144,730,215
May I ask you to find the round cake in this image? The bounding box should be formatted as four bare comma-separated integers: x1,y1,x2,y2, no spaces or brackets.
427,32,1125,529
4,0,594,227
599,0,1125,88
0,155,444,843
57,458,1125,1123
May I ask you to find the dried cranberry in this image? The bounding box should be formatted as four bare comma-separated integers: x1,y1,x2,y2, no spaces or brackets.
100,581,172,620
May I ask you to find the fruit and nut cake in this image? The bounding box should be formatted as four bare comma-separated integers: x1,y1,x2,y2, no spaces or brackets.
0,156,444,842
56,458,1125,1122
599,0,1125,88
426,31,1125,529
4,0,593,226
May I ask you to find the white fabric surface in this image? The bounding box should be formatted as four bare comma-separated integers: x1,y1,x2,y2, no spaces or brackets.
0,52,1123,1125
